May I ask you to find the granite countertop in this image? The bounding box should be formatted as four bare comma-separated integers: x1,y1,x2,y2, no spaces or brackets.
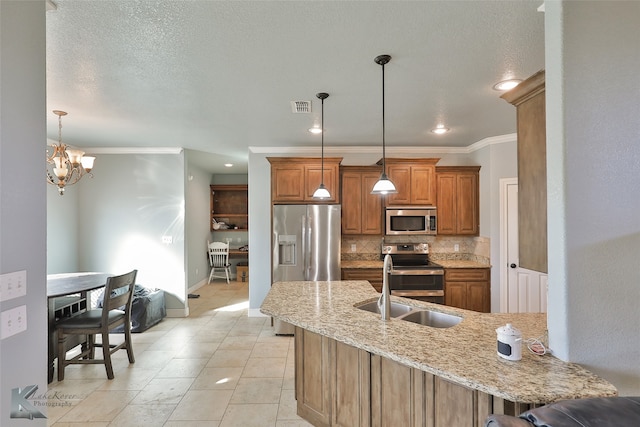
260,280,616,404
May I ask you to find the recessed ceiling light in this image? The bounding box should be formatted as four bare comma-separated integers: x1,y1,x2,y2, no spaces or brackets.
224,163,233,168
493,79,522,91
308,127,322,134
431,125,450,135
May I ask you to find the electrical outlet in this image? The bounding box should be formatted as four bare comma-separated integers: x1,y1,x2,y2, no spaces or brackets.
1,305,27,339
454,244,459,252
162,235,173,244
351,244,357,252
0,270,27,302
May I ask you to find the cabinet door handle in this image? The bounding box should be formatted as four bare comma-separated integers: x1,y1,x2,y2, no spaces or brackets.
510,263,517,269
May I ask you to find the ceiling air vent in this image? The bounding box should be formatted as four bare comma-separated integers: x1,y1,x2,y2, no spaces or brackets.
291,100,312,113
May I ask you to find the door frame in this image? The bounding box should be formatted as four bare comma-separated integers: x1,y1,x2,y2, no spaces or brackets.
499,177,518,313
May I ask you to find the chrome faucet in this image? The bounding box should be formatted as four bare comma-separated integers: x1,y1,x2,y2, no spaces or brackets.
378,254,393,321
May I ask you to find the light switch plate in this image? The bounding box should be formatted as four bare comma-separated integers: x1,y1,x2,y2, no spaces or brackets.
1,305,27,339
0,270,27,302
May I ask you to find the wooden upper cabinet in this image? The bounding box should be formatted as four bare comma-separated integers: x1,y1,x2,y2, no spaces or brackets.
268,157,342,204
384,158,438,206
501,70,547,273
436,166,480,235
304,165,338,201
341,166,383,235
385,164,411,205
271,164,305,201
210,185,248,232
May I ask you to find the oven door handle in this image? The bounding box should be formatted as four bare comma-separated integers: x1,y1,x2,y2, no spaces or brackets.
391,290,445,297
390,269,444,276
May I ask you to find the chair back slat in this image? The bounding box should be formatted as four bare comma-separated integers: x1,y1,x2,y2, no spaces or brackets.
103,270,137,317
208,241,230,268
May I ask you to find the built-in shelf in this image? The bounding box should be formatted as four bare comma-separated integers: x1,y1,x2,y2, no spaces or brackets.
210,185,248,232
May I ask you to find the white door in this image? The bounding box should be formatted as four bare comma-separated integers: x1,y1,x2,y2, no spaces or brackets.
500,178,548,313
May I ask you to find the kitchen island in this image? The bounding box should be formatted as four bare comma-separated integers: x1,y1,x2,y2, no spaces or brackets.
260,280,616,427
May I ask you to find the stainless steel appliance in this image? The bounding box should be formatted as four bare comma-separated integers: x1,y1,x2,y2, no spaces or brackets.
385,206,437,236
272,204,341,334
381,241,444,303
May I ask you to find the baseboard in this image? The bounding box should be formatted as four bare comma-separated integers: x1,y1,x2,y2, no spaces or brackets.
248,308,269,318
188,278,208,293
166,307,189,318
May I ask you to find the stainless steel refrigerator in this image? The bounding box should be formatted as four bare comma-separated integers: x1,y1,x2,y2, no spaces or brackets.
272,204,341,334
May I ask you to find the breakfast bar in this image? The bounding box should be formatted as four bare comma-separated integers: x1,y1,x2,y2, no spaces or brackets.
261,280,616,426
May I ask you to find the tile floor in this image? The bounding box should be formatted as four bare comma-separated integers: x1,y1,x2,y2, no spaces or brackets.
46,280,312,427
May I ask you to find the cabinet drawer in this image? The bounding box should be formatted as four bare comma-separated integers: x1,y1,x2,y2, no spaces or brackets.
342,268,383,292
342,269,383,281
444,268,489,281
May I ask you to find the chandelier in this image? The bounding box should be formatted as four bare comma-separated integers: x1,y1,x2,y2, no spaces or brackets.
46,110,95,195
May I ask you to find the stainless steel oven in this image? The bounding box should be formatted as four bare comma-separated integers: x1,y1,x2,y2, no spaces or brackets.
382,242,444,303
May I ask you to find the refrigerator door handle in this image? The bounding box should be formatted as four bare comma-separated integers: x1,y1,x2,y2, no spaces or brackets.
301,214,309,280
306,214,313,279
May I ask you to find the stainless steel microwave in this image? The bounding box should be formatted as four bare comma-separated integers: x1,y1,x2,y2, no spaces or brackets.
385,207,437,235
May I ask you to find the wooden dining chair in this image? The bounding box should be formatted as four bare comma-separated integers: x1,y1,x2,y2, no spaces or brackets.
208,241,231,284
56,269,137,381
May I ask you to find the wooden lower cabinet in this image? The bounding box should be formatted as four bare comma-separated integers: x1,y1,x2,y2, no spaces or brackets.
444,268,491,313
371,355,425,426
341,268,383,293
332,340,371,427
295,327,370,427
295,327,526,427
295,328,331,426
434,376,479,427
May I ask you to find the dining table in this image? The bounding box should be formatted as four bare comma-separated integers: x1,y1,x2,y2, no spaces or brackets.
47,272,112,383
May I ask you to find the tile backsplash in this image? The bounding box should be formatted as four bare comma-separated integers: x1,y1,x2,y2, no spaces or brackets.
341,235,490,264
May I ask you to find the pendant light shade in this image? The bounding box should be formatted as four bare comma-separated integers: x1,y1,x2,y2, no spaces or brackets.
312,92,331,199
371,54,397,195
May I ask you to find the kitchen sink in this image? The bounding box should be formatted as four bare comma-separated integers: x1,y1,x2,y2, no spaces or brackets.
355,301,462,328
400,310,462,328
356,301,415,318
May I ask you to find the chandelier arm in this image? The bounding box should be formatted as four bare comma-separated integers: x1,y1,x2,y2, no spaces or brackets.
46,171,57,185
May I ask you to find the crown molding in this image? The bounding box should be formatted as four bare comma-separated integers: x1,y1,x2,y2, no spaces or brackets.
44,145,184,155
89,147,183,155
249,133,516,155
43,133,516,157
465,133,517,152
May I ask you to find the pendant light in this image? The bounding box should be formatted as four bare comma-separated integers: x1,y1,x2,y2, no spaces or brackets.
312,92,331,199
371,55,397,195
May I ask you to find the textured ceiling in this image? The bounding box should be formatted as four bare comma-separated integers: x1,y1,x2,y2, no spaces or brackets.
46,1,545,174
